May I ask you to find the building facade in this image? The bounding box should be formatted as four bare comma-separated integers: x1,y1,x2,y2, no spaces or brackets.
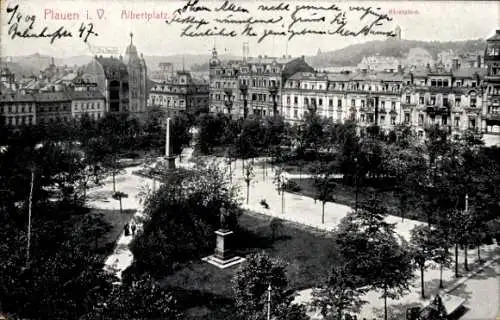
483,30,500,145
282,71,403,132
0,92,36,127
148,71,209,117
209,48,314,118
33,92,72,124
124,33,148,114
67,90,106,121
282,62,497,144
83,33,148,114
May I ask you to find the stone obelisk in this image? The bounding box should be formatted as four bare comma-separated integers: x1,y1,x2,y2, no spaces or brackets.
165,117,176,170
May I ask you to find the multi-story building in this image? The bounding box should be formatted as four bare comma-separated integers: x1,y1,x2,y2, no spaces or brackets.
124,33,148,114
0,92,36,127
148,71,209,117
402,66,485,139
84,56,129,113
281,64,492,142
209,47,314,118
282,71,404,132
357,55,401,73
67,90,106,121
83,33,148,114
483,29,500,145
33,91,72,124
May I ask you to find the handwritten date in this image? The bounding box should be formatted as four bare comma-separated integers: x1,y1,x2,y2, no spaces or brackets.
6,4,98,45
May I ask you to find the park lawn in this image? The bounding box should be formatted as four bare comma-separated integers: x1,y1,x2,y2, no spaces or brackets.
287,177,426,222
161,210,339,319
71,208,135,257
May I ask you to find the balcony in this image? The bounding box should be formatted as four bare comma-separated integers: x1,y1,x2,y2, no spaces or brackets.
485,113,500,121
425,105,450,116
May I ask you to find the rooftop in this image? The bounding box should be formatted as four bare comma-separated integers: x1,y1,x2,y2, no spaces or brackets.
486,30,500,42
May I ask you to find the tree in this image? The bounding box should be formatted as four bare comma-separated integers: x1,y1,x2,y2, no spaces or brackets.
112,191,128,214
269,218,284,241
87,273,182,319
336,199,415,320
128,163,242,277
78,213,112,250
273,167,288,214
244,163,255,205
409,225,442,299
312,264,367,320
313,168,336,224
232,252,308,320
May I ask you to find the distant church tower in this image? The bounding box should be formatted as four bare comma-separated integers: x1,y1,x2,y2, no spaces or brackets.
124,32,148,113
395,26,402,40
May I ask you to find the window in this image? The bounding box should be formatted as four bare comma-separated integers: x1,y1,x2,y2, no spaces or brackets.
351,99,355,106
380,115,385,124
469,118,476,129
442,115,447,125
319,98,323,106
381,101,385,109
391,101,396,110
406,95,410,103
294,109,298,118
431,96,436,105
329,99,333,107
294,96,298,104
418,114,424,125
361,100,365,108
337,99,342,108
304,98,309,106
470,97,477,107
404,113,410,123
419,96,424,104
454,117,460,127
455,97,461,106
391,116,396,125
286,96,290,104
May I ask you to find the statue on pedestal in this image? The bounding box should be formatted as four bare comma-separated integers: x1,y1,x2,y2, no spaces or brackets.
219,207,229,231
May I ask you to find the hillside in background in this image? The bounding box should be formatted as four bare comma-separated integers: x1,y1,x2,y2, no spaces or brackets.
1,38,487,76
307,39,486,67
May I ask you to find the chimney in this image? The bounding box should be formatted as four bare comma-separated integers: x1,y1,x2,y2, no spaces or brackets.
452,59,459,70
397,64,402,73
301,55,305,60
477,55,481,68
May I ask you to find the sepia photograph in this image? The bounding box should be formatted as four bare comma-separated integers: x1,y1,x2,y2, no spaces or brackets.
0,0,499,319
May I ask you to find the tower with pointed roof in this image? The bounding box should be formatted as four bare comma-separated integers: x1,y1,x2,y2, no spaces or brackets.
124,32,148,113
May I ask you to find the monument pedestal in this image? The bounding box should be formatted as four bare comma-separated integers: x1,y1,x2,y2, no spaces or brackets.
202,229,245,269
164,155,176,170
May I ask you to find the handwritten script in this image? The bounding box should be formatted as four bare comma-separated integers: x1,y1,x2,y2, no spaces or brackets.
5,4,98,44
166,0,396,43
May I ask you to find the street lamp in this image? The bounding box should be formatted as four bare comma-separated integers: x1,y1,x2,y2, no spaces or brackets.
354,156,359,213
267,284,272,320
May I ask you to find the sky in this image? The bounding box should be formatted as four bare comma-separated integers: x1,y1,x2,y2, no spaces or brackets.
1,0,499,58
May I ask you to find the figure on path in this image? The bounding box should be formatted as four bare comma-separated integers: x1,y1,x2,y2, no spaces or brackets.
131,221,137,235
124,223,130,236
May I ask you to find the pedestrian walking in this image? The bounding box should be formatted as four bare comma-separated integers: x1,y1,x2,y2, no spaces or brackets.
124,223,130,236
131,222,137,236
